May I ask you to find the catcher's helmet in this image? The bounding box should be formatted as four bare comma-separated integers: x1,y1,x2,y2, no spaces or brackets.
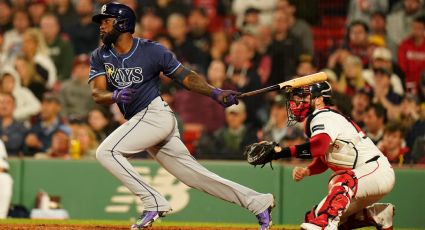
92,2,136,34
310,81,332,99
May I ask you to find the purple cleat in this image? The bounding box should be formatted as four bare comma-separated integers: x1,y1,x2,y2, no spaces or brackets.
256,204,275,230
130,211,166,229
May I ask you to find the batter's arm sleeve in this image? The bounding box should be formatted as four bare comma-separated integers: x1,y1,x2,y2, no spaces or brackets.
307,157,329,176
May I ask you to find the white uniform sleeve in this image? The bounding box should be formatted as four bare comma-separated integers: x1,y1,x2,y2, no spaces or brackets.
310,112,340,142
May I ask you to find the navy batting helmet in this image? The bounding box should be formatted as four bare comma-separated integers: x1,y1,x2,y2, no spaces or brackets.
92,2,136,34
310,81,332,99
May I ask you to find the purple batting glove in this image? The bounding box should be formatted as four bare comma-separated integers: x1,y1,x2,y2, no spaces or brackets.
112,88,137,104
211,88,241,107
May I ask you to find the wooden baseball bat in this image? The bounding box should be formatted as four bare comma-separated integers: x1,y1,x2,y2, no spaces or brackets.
237,72,328,98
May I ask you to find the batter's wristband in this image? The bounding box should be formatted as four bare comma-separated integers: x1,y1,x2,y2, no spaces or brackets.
211,88,222,101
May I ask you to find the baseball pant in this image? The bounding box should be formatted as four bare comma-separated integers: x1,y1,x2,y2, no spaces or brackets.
314,156,395,223
96,96,273,215
0,172,12,218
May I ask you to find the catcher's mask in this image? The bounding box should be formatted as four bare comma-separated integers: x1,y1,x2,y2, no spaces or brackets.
285,81,333,124
286,86,312,124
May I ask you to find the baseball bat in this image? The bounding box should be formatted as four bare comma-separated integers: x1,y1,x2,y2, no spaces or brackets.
237,72,327,98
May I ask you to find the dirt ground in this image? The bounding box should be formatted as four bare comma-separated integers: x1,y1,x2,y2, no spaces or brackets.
0,224,292,230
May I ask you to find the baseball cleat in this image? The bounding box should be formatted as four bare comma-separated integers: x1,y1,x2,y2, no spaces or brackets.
256,202,275,230
130,211,166,229
366,203,395,230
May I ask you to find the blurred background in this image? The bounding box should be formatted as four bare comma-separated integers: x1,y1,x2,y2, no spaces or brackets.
0,0,424,227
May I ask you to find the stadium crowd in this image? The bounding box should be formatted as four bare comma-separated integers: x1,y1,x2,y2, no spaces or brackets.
0,0,424,166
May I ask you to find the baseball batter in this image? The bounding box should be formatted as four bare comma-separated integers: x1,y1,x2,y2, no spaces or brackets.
88,3,274,230
246,82,395,230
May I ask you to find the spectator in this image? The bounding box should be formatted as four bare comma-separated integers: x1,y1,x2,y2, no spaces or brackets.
347,0,389,25
363,47,405,96
188,7,211,56
135,8,163,40
327,48,352,78
335,55,368,97
34,124,72,159
0,92,28,156
14,55,47,101
240,7,262,36
296,54,317,77
351,89,372,128
387,0,424,45
232,0,277,28
344,20,370,66
277,0,313,55
268,10,302,85
369,11,398,60
40,13,74,82
144,0,188,24
363,103,387,144
396,94,420,129
0,0,13,32
405,102,425,163
28,0,49,27
262,95,289,144
68,0,99,55
240,32,271,85
2,10,31,61
398,15,425,94
51,0,78,35
24,93,68,156
0,139,12,219
73,123,98,159
372,67,403,119
167,13,208,72
21,28,57,89
209,30,229,61
0,66,41,122
59,54,95,119
173,61,231,134
87,106,118,143
197,101,258,159
378,122,409,165
227,40,262,128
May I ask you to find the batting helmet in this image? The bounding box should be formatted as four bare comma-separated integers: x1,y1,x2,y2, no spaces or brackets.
92,2,136,34
310,81,332,99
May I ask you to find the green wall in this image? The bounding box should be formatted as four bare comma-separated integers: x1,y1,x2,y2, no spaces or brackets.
7,159,425,227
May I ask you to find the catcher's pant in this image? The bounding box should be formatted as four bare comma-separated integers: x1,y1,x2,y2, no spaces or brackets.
96,96,273,215
314,156,395,223
0,172,12,218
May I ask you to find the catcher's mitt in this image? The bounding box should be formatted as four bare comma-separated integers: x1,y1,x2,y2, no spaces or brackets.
244,141,281,168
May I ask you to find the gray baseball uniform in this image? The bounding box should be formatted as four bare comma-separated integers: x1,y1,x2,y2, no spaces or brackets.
89,38,273,215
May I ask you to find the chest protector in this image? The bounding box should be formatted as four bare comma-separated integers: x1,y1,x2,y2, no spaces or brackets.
306,109,361,169
325,137,361,169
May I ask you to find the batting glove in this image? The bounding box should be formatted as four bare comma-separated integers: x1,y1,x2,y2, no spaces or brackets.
211,88,241,107
112,88,137,104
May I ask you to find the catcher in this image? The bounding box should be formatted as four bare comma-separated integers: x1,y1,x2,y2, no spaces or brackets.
245,81,395,230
